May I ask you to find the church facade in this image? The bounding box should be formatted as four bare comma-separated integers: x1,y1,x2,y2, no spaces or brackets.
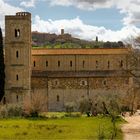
4,12,139,111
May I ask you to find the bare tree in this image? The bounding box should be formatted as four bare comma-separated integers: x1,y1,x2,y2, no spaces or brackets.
23,92,47,117
122,38,140,114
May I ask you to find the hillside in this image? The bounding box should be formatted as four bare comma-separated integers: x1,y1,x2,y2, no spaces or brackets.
32,30,125,49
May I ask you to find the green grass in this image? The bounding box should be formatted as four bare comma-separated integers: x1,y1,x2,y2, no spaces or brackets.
0,116,123,139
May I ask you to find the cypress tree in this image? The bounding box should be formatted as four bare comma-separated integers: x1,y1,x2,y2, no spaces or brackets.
0,27,5,101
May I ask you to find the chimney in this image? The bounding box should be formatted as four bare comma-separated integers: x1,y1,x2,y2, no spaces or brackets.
61,29,64,35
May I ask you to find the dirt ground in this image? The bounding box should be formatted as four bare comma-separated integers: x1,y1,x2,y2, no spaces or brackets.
122,114,140,140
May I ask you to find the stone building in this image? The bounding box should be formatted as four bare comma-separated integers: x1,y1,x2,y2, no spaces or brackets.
4,12,140,111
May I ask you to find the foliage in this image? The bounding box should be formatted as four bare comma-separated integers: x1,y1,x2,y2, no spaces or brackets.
64,102,75,113
79,97,92,116
0,104,23,118
0,116,123,139
0,28,5,101
32,40,124,49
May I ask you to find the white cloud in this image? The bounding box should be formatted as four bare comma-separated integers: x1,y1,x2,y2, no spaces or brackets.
19,0,140,26
20,0,36,8
0,0,23,32
48,0,140,26
32,15,140,41
49,0,114,10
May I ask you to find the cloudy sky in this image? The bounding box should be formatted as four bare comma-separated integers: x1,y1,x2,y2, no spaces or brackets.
1,0,140,41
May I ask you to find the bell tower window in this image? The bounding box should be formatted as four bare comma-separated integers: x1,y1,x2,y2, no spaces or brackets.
16,74,19,81
15,29,20,38
16,95,19,102
16,51,19,58
33,61,36,67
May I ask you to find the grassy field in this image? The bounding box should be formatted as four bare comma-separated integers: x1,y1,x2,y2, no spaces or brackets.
0,116,123,139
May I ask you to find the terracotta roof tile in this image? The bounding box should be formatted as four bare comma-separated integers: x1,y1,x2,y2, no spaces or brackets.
32,48,130,55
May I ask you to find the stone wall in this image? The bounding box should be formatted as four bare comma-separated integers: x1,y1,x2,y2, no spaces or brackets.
31,77,131,111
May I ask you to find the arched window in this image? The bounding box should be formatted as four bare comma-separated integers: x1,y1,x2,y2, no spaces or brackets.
120,60,123,68
16,95,19,102
83,61,85,68
57,95,59,102
108,61,110,69
103,80,107,86
70,61,72,67
80,80,87,86
16,51,19,58
46,61,48,67
58,61,60,67
16,74,19,81
15,29,20,38
33,61,36,67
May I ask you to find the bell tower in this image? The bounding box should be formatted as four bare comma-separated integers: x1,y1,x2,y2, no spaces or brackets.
5,12,31,103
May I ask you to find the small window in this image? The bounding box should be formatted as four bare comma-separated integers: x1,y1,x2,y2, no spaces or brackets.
103,80,107,86
80,80,87,86
16,95,18,102
46,61,48,67
16,51,19,58
57,95,59,102
82,81,85,85
33,61,36,67
16,74,19,81
58,61,60,67
120,60,123,68
15,29,20,38
55,80,58,85
108,61,110,69
53,80,59,86
96,61,98,69
70,61,72,67
83,61,85,68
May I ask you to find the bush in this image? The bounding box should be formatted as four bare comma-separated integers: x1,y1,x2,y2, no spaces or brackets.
23,92,47,117
0,104,23,118
65,102,75,113
79,98,92,116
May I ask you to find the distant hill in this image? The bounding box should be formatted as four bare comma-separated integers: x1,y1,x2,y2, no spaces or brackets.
32,30,125,49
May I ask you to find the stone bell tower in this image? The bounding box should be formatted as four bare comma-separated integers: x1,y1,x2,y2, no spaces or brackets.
5,12,31,103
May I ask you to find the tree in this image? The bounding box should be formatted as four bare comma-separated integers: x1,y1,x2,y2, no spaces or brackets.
23,92,48,117
122,38,140,114
79,97,92,116
0,28,5,101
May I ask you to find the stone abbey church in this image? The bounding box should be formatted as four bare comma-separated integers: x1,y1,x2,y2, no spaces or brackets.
4,12,140,111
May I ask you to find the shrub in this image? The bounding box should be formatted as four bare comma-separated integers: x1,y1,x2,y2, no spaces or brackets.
79,98,92,116
0,104,23,118
65,102,75,113
23,92,47,117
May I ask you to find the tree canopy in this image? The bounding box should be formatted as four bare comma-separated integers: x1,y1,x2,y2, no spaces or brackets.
0,28,5,101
